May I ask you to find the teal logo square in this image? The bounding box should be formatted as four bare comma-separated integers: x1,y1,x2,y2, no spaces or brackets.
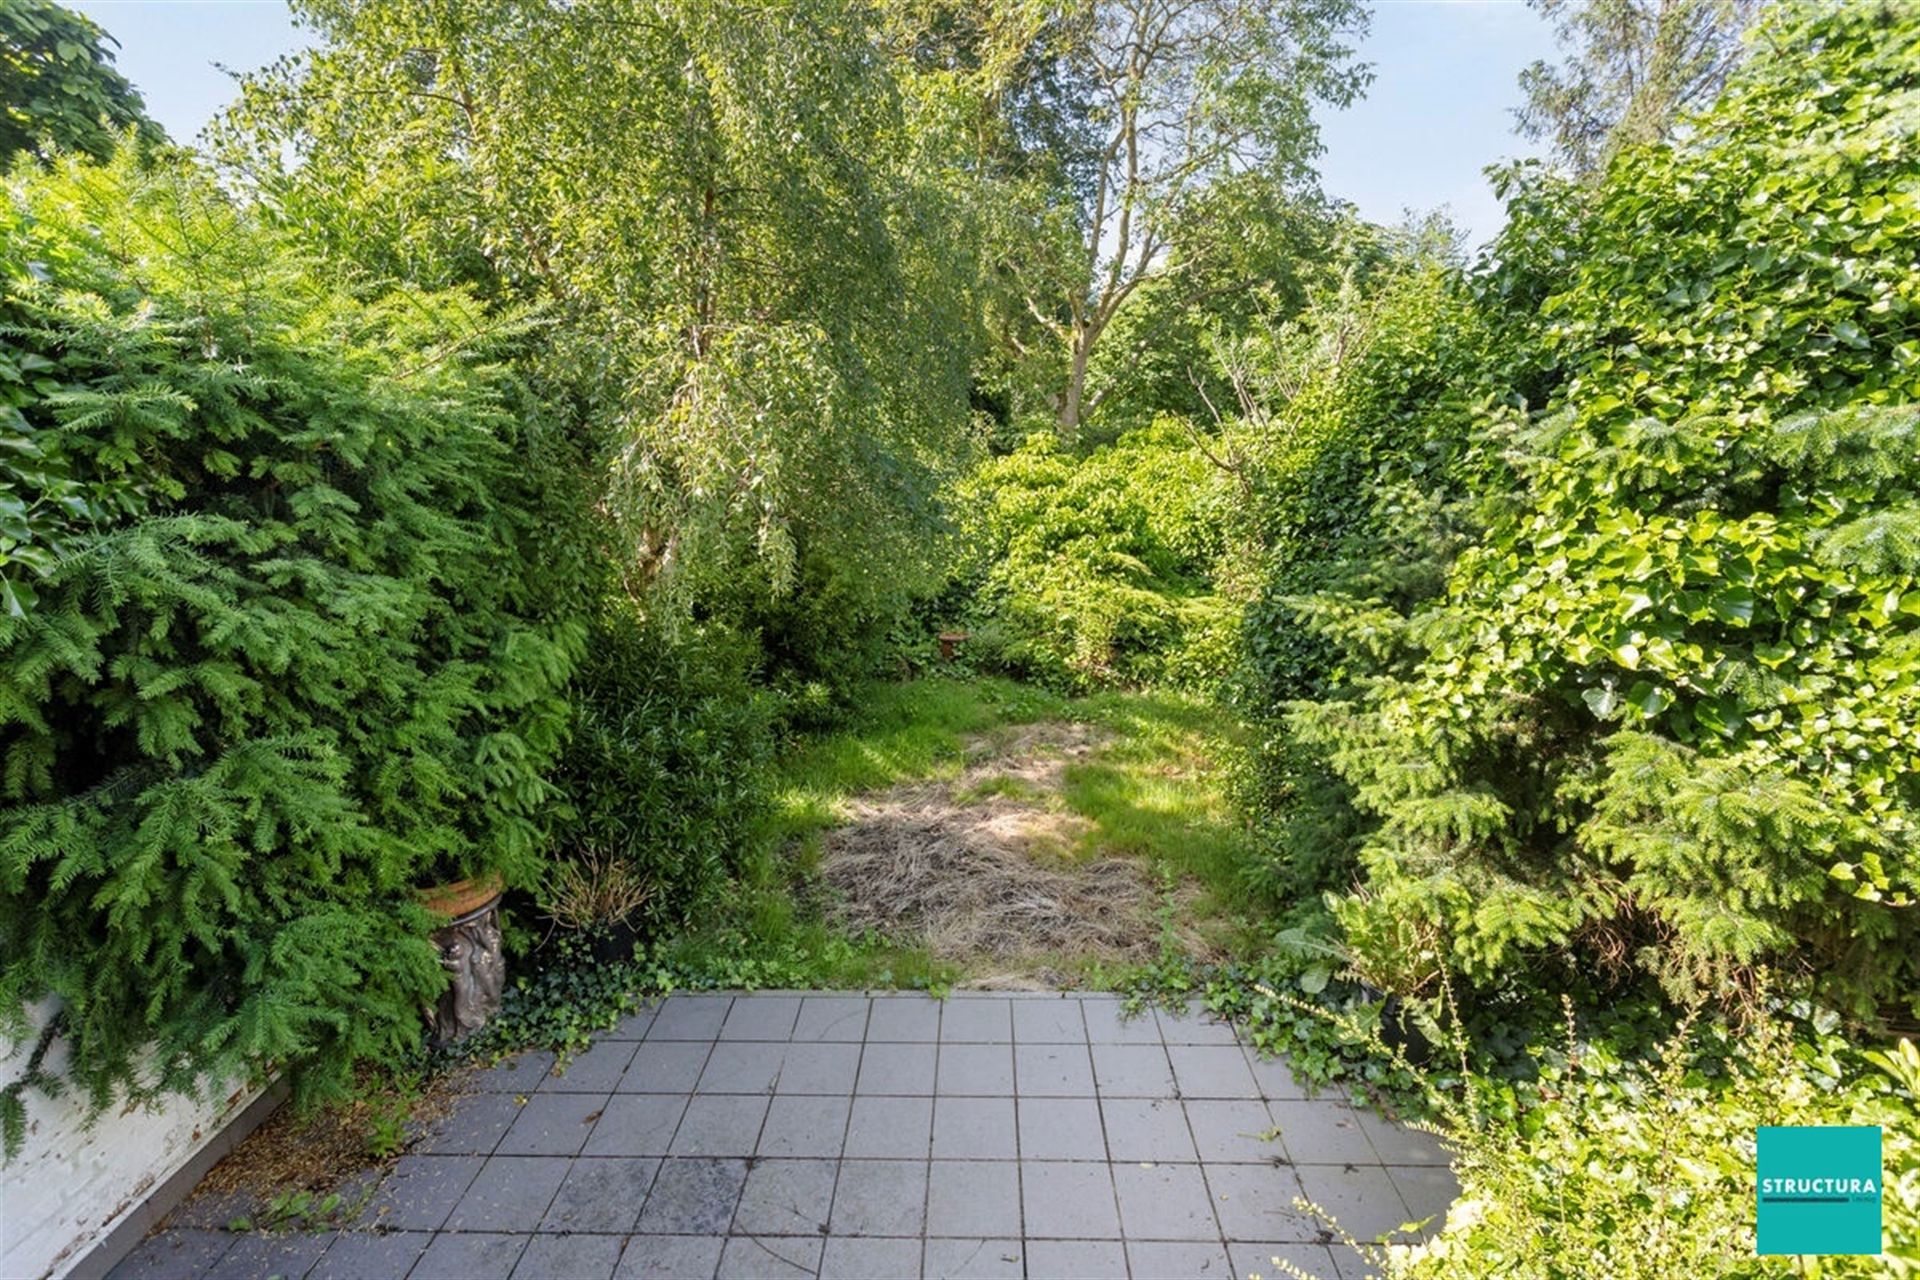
1757,1125,1882,1255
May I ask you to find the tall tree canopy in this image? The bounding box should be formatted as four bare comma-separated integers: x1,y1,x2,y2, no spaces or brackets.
994,0,1369,436
1516,0,1762,178
220,0,980,632
0,0,161,163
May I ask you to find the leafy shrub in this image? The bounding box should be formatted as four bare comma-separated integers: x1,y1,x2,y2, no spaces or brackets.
1265,0,1920,1018
952,420,1232,692
1223,254,1488,906
1395,1007,1919,1278
552,608,771,935
0,156,582,1144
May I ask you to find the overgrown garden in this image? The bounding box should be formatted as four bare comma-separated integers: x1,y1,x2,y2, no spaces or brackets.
1,0,1915,1273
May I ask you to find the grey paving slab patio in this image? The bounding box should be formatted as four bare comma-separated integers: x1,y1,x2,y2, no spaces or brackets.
116,993,1456,1280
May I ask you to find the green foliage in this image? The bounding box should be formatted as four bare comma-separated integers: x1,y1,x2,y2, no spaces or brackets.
1515,0,1760,178
0,155,582,1145
1250,0,1920,1018
553,609,772,936
221,0,979,682
1394,1003,1919,1279
1223,245,1488,906
0,1,161,164
953,421,1234,691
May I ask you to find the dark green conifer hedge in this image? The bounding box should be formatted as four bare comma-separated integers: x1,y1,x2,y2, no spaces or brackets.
0,157,583,1149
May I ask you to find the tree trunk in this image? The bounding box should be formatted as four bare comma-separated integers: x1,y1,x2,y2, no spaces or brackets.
1058,326,1092,439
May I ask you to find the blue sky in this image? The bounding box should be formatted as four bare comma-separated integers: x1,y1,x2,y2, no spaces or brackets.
72,0,1557,245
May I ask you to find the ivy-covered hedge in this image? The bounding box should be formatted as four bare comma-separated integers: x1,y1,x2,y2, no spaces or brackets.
0,157,583,1145
1243,0,1920,1019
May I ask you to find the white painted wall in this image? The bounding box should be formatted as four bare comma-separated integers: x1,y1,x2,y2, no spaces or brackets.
1,1001,265,1280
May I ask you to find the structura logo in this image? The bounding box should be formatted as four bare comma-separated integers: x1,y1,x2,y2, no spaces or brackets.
1756,1126,1883,1255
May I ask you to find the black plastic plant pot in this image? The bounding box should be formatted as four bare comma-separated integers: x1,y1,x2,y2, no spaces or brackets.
588,919,644,966
1356,983,1435,1066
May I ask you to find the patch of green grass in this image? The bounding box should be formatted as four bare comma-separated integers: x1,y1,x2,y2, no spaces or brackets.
665,674,1257,988
1065,688,1254,917
766,676,1068,845
952,773,1050,805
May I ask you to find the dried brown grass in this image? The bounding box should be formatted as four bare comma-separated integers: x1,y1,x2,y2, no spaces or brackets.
819,722,1213,985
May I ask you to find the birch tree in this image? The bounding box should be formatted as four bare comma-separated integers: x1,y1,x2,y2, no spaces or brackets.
1014,0,1367,437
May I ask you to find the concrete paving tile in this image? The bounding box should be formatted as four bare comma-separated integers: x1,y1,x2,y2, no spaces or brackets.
1184,1099,1282,1164
1242,1051,1333,1103
1081,999,1160,1045
936,1043,1014,1095
582,1093,689,1157
794,996,871,1042
829,1159,928,1236
414,1091,523,1156
1167,1045,1260,1099
1014,1043,1095,1097
308,1231,432,1280
618,1041,714,1093
603,1002,659,1041
1011,999,1087,1044
471,1049,556,1092
1017,1096,1107,1161
932,1096,1017,1160
647,995,733,1041
539,1156,658,1233
1326,1242,1378,1279
203,1230,330,1280
613,1234,724,1279
1024,1238,1125,1279
844,1095,933,1159
1126,1240,1233,1278
926,1162,1022,1238
1266,1100,1377,1165
1354,1108,1451,1167
444,1155,571,1232
856,1042,937,1095
720,996,801,1041
698,1041,788,1094
513,1233,625,1280
1090,1044,1176,1098
939,999,1012,1043
1099,1096,1196,1163
669,1094,770,1156
866,997,941,1041
820,1236,923,1280
717,1236,822,1279
542,1039,639,1092
1228,1242,1343,1280
1203,1162,1312,1242
922,1238,1024,1279
757,1094,851,1158
776,1042,862,1094
497,1091,610,1156
413,1231,526,1280
362,1154,482,1231
1153,1002,1239,1045
1386,1164,1459,1234
1292,1165,1411,1244
635,1159,750,1235
733,1159,839,1236
1111,1164,1218,1241
164,1187,260,1231
1020,1161,1120,1239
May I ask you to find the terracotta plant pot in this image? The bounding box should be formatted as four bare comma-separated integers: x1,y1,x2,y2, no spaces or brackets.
417,874,507,1045
417,873,505,920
